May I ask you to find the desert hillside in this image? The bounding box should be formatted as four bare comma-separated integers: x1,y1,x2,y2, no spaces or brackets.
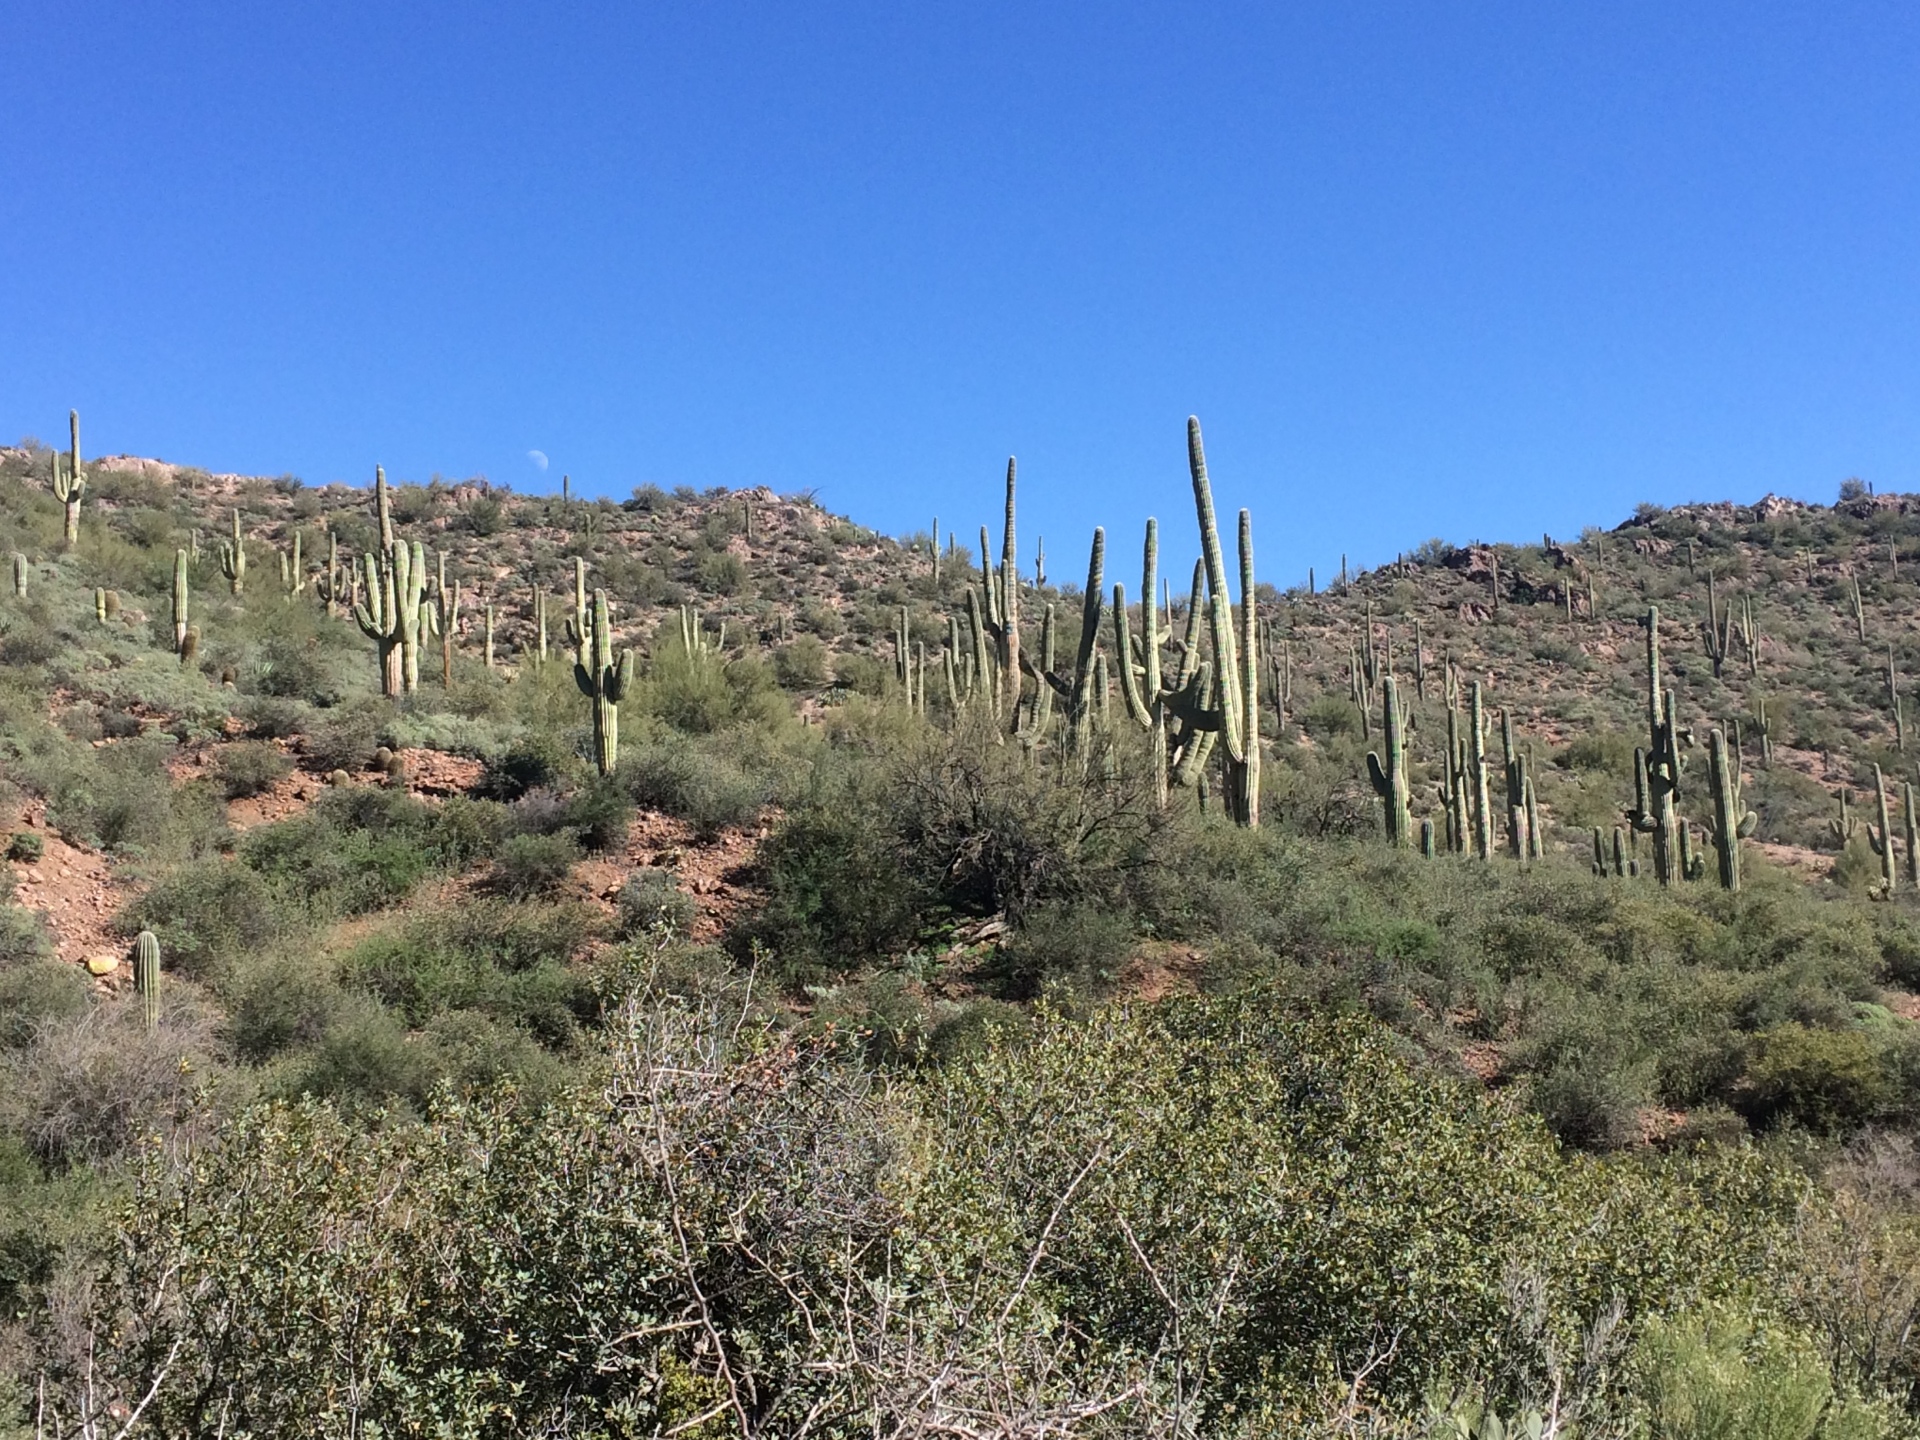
6,421,1920,1433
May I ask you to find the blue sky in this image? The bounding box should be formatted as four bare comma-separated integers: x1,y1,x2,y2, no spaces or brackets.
4,2,1917,586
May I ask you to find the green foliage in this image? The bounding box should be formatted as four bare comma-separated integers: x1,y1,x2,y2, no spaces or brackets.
621,732,772,838
212,740,293,799
618,868,697,938
1739,1024,1900,1133
55,992,1815,1435
489,832,580,900
1630,1303,1896,1440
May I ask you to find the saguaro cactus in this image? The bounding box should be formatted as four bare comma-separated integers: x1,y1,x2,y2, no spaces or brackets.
1890,646,1906,753
1366,675,1413,847
1501,710,1529,861
1701,572,1733,679
52,409,86,547
11,553,25,597
1030,528,1106,750
316,531,352,617
1702,727,1756,891
134,930,161,1034
278,531,305,601
354,539,426,695
1869,764,1900,897
1468,681,1493,860
375,465,395,550
1185,418,1261,827
1905,781,1919,890
172,549,191,659
1831,790,1859,846
1113,518,1173,806
1626,608,1682,887
434,554,461,688
219,510,247,595
574,589,633,775
974,459,1023,727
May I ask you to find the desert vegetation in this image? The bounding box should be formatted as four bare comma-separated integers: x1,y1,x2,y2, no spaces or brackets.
7,415,1920,1433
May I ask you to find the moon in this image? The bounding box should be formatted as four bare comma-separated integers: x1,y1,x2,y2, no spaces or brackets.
527,449,549,472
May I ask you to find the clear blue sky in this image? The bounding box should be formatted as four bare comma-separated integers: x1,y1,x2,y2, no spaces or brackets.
5,2,1917,586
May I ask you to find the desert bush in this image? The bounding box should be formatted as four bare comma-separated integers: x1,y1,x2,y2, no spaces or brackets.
213,741,293,799
58,993,1813,1435
773,635,830,689
0,962,87,1048
1740,1025,1897,1133
618,869,697,939
489,833,579,900
0,995,217,1167
621,734,769,838
123,860,282,979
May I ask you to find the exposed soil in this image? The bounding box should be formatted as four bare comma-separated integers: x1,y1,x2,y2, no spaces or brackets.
575,810,772,944
1115,940,1206,1004
4,802,128,974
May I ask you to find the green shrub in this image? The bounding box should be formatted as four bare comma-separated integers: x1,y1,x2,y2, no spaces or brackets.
0,963,88,1048
1630,1303,1895,1440
0,903,53,969
618,869,697,939
226,958,350,1063
622,736,768,838
562,775,633,853
994,901,1134,1000
123,860,282,979
773,636,830,689
5,833,42,864
489,833,579,900
1740,1025,1893,1133
214,742,293,799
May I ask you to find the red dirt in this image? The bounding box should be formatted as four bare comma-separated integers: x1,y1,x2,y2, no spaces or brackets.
1115,941,1206,1004
4,802,127,974
575,809,771,944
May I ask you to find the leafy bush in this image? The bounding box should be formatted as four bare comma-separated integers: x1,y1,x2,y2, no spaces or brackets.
617,869,697,939
213,742,293,799
5,832,42,864
489,833,579,900
621,735,769,838
123,860,282,979
64,994,1809,1433
773,635,830,689
1740,1025,1895,1133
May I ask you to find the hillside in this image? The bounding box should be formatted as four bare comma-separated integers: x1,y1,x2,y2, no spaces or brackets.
8,419,1920,1433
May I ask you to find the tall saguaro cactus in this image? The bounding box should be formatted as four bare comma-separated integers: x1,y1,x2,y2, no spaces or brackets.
10,553,25,598
1367,675,1413,847
354,539,426,696
1702,726,1756,891
1468,681,1493,860
1185,417,1261,827
1114,518,1171,807
1501,710,1530,861
220,510,247,595
52,410,86,547
1030,528,1106,750
974,460,1023,727
1869,764,1900,897
435,556,462,688
1626,608,1682,887
574,589,633,775
172,549,191,659
316,531,352,617
278,531,305,601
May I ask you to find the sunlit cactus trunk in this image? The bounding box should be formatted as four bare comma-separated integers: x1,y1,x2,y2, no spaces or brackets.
574,589,633,775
